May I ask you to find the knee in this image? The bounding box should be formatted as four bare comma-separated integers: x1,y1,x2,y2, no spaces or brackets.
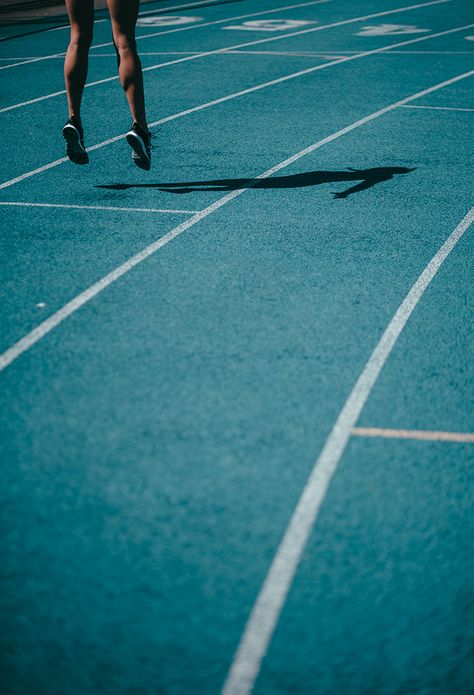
113,33,137,53
69,29,93,50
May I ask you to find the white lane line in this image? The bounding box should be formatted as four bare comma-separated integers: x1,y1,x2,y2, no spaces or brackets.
222,203,474,695
85,52,204,57
0,55,59,70
0,202,198,214
400,104,474,111
384,49,474,54
352,427,474,442
232,48,474,56
1,24,472,192
0,70,472,371
0,0,452,113
223,49,345,59
285,49,474,54
0,0,331,70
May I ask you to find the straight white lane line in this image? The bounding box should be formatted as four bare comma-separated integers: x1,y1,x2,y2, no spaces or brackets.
232,48,474,57
0,0,331,71
0,55,59,70
0,202,198,214
1,24,472,192
0,70,472,372
352,427,474,442
222,203,474,695
0,0,451,112
283,49,474,55
224,49,344,58
400,104,474,111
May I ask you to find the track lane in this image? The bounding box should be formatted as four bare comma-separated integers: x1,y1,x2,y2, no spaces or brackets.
0,0,450,111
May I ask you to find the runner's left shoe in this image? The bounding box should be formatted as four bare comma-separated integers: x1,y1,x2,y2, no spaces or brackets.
62,118,89,165
126,122,152,170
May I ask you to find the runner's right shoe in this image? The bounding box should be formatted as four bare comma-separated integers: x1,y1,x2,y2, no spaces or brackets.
63,118,89,165
126,122,152,170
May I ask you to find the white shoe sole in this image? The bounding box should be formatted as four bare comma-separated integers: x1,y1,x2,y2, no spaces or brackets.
126,130,151,170
63,123,89,165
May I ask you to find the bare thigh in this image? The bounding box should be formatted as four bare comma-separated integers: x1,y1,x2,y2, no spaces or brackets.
107,0,140,45
65,0,95,40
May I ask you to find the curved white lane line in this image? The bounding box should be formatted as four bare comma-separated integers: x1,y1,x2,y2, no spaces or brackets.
1,24,472,193
222,206,474,695
0,69,472,373
0,0,331,71
0,0,450,112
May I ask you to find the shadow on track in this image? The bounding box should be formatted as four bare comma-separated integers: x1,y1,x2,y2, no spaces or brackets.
96,167,415,199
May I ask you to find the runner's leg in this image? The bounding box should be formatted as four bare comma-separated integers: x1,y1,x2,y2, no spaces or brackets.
64,0,94,123
107,0,148,128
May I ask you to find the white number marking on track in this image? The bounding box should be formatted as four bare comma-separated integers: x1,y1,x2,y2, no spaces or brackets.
136,15,201,27
223,19,316,32
356,23,430,36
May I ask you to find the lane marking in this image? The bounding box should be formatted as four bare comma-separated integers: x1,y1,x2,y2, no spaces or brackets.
223,19,316,32
379,49,474,53
222,49,345,59
0,0,331,70
352,427,474,442
356,23,430,36
236,49,474,55
0,202,198,214
136,15,202,28
222,202,474,695
136,0,244,18
0,0,451,111
1,23,472,192
0,70,472,373
0,56,60,71
400,104,474,111
86,51,206,56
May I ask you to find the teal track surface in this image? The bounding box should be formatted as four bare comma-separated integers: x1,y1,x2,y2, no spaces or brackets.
1,0,473,693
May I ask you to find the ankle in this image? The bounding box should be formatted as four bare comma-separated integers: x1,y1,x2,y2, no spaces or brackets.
133,121,149,134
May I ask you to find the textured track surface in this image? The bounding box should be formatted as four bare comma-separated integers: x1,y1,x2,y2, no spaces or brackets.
1,1,473,693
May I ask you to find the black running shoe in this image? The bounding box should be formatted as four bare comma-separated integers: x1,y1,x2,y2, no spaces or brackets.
63,118,89,165
126,122,152,170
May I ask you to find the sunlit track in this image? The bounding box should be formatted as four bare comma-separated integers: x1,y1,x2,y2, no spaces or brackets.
0,0,449,111
0,0,331,69
0,65,472,368
2,22,472,190
1,1,472,693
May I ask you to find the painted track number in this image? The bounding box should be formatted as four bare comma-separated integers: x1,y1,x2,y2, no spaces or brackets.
223,19,316,32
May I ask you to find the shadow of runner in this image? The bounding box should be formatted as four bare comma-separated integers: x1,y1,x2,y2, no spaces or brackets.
96,167,416,199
